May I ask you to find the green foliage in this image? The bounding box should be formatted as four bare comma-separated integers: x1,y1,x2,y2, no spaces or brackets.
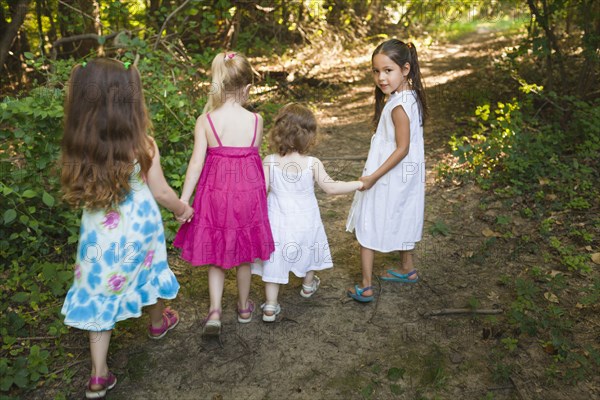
501,337,518,353
420,345,447,388
429,219,450,236
548,237,592,273
1,81,81,394
442,82,598,272
440,68,598,383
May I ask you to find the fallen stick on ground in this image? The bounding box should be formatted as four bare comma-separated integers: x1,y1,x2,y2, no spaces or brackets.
424,308,503,317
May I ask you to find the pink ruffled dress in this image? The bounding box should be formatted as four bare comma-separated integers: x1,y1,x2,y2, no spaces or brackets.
174,113,274,269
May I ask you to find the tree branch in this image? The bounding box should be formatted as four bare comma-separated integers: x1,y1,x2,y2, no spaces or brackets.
424,308,503,317
50,31,123,60
154,0,193,50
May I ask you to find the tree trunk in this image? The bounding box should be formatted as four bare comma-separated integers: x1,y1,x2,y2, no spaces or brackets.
577,0,600,97
526,0,566,90
0,0,31,73
35,0,45,56
148,0,163,32
44,0,58,45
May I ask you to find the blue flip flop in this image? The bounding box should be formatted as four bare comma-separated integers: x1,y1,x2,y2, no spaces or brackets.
347,285,374,303
380,269,419,283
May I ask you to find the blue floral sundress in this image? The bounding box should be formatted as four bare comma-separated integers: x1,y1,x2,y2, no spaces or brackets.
61,164,180,331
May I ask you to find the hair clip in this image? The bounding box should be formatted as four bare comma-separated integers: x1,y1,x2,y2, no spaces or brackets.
224,53,236,60
406,43,413,49
81,61,87,68
123,61,131,70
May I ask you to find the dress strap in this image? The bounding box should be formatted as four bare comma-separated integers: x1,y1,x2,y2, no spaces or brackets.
250,113,258,147
206,113,223,147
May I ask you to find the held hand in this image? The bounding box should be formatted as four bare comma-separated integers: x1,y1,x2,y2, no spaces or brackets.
176,201,194,223
359,175,377,191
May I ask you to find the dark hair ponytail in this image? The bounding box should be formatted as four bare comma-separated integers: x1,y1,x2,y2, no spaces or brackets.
372,39,429,128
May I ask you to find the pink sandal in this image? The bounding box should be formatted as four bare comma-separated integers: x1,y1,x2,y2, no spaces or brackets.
85,371,117,399
237,300,255,323
202,309,222,337
148,307,179,339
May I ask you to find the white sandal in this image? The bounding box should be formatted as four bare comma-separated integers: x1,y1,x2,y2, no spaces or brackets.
261,303,281,322
300,275,320,298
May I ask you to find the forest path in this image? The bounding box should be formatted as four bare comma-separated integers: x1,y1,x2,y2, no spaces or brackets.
98,30,588,400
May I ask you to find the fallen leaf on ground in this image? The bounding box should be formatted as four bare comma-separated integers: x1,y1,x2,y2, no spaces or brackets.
482,227,501,237
544,292,559,303
487,291,500,302
591,253,600,265
549,270,562,277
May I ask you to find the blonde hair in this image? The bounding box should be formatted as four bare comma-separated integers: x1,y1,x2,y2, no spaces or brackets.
61,58,153,210
204,52,254,113
270,103,317,156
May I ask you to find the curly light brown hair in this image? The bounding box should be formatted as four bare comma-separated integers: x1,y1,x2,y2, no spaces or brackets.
270,103,317,156
61,58,153,210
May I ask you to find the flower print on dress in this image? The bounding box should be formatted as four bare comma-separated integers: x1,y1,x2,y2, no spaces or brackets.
107,273,127,294
74,264,82,281
143,250,154,269
102,210,120,230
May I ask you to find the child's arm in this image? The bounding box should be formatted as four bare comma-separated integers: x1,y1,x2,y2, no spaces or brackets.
361,105,410,190
180,115,209,204
313,158,363,195
262,155,271,193
146,138,193,222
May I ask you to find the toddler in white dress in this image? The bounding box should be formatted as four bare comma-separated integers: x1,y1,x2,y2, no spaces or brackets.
252,103,362,321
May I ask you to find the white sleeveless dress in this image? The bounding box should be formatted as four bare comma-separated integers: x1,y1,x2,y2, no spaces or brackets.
252,155,333,284
346,90,425,251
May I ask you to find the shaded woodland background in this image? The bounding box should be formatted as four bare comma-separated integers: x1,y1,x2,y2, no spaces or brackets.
1,1,599,399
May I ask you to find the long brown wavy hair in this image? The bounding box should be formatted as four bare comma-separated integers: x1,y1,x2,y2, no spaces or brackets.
61,58,153,210
372,39,429,128
270,103,317,156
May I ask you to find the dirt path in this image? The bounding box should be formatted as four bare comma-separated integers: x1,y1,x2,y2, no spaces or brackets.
91,31,594,400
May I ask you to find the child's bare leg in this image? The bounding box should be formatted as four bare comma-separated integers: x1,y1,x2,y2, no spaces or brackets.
398,251,416,276
302,270,315,287
360,246,375,294
208,266,225,320
264,282,280,316
89,330,111,389
348,246,374,296
381,248,418,280
147,299,165,328
236,263,252,319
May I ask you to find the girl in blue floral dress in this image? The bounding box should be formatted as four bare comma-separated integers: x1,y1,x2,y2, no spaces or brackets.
60,58,193,399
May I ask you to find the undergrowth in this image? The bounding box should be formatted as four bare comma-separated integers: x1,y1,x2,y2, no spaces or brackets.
437,54,600,385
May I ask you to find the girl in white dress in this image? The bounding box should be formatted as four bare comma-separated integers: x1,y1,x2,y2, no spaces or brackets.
252,103,362,321
346,39,429,302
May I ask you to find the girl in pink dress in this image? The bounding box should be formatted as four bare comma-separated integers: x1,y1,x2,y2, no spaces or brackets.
174,52,274,336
